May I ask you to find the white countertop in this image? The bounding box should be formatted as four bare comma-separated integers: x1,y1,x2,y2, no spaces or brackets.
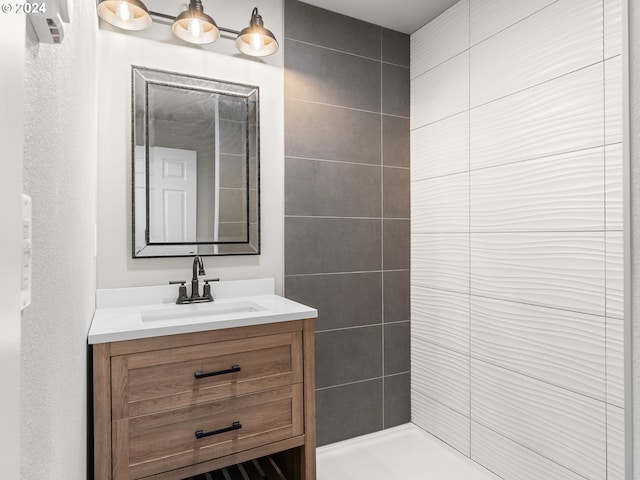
88,278,317,344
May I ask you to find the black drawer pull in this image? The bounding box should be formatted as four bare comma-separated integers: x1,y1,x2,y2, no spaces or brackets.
194,365,241,379
195,421,242,439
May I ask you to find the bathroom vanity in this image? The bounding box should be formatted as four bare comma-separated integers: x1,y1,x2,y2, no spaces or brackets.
89,279,317,480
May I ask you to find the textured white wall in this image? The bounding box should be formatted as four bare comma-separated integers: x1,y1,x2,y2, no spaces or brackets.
629,0,640,477
21,1,98,479
410,0,625,479
96,1,285,292
0,13,25,480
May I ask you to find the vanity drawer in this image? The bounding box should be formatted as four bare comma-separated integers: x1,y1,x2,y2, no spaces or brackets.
113,384,304,480
111,332,303,419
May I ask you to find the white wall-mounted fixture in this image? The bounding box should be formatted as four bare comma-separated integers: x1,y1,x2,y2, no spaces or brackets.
97,0,278,56
27,0,72,44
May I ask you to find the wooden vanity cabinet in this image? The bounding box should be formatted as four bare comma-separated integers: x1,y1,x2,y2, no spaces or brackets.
92,319,316,480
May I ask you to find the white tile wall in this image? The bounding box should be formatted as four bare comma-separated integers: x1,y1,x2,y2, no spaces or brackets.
471,360,607,480
412,338,470,415
411,0,469,78
471,296,606,400
412,286,469,354
412,389,470,456
606,317,624,407
607,404,625,480
469,0,557,46
605,55,623,145
604,0,622,59
470,0,602,107
470,232,606,316
412,233,469,294
412,172,469,233
411,111,469,181
470,147,605,232
606,231,624,319
606,143,624,230
411,0,624,477
411,51,469,129
470,63,604,170
471,421,586,480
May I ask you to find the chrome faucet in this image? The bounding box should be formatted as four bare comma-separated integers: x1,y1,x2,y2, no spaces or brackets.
191,255,205,299
169,255,219,304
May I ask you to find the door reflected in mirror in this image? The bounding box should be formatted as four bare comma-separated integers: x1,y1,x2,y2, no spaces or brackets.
132,66,259,257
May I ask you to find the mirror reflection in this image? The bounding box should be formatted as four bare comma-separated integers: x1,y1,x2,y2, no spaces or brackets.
132,66,260,257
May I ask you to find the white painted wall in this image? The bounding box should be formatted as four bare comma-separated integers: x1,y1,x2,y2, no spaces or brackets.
410,1,625,479
21,1,98,478
96,0,285,292
0,12,24,480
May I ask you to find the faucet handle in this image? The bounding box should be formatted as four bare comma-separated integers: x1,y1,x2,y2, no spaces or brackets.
202,279,219,302
169,280,188,304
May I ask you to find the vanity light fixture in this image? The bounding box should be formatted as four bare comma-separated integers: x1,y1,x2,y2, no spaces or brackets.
235,7,279,57
96,0,151,31
97,0,279,56
171,0,219,45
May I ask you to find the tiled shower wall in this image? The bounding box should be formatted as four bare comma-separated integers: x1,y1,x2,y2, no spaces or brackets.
282,0,411,446
410,1,624,479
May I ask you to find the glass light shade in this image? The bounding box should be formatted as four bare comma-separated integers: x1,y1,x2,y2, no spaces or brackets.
171,0,220,45
97,0,151,31
235,8,279,57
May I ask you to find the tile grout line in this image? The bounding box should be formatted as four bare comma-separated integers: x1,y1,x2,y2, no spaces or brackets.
285,269,409,278
411,229,617,234
285,215,409,220
380,27,385,430
316,320,410,335
286,155,409,170
467,0,473,458
283,33,410,68
602,1,609,475
286,95,409,118
412,230,622,238
409,143,621,182
316,372,410,392
411,283,611,320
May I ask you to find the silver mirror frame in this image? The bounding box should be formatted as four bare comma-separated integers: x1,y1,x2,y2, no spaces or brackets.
131,66,260,258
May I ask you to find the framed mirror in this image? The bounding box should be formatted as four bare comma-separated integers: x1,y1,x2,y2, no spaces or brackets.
132,66,260,257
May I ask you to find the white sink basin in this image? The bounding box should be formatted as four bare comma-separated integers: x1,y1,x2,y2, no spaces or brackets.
89,279,318,344
142,300,266,322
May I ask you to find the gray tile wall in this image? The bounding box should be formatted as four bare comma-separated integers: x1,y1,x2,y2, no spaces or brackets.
283,0,410,446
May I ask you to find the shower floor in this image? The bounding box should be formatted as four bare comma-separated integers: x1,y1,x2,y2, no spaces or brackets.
316,424,501,480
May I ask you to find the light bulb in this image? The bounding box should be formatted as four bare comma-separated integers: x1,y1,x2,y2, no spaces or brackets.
188,18,202,38
250,33,264,51
116,1,133,22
